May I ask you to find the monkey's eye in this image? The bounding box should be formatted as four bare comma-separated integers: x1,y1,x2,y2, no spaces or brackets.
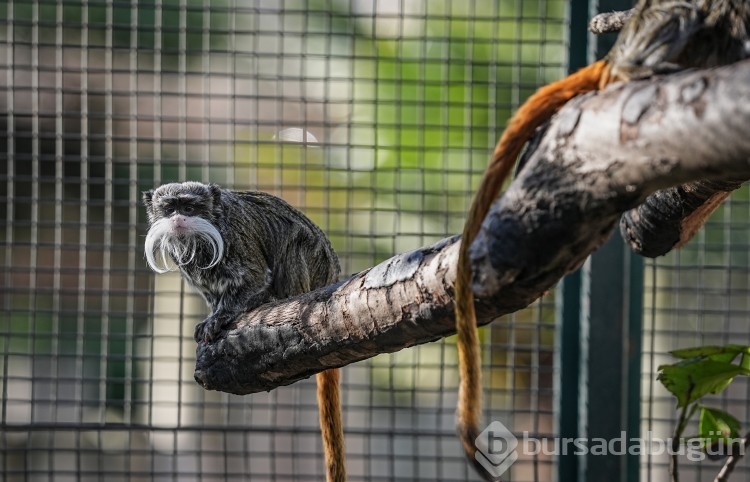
161,199,177,215
182,204,196,215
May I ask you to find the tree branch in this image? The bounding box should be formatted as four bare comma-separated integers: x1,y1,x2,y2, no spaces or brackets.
620,178,746,258
714,431,750,482
195,60,750,395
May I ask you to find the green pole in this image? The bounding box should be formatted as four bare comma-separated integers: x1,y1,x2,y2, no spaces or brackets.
556,0,593,480
557,1,643,481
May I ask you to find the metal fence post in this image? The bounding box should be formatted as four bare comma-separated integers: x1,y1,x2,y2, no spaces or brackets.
557,1,643,481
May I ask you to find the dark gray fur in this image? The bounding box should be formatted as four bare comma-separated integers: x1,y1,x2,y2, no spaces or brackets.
607,0,750,80
143,181,340,342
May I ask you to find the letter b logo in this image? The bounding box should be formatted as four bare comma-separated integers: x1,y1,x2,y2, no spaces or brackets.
475,421,518,479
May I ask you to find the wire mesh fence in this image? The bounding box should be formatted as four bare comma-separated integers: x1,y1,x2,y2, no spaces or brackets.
641,195,750,482
1,1,749,482
1,1,567,481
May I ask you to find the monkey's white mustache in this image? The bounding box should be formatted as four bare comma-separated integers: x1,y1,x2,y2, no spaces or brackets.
144,216,224,273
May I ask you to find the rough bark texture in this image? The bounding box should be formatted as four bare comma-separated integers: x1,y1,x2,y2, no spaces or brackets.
195,60,750,395
195,237,463,394
620,179,746,257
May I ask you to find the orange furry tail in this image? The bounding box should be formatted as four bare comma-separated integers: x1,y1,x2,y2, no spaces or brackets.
317,369,346,482
454,60,609,480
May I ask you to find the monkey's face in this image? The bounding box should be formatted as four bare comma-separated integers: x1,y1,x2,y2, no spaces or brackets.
143,182,225,274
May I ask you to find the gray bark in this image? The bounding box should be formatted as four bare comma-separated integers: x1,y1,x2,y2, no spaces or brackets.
195,59,750,395
620,179,746,257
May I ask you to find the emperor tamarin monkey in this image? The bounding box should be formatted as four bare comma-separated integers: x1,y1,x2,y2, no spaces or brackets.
143,181,346,482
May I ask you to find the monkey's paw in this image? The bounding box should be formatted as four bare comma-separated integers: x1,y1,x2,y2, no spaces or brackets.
194,310,235,343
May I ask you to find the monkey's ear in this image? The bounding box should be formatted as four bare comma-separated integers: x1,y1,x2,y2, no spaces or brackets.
209,184,222,206
142,190,154,210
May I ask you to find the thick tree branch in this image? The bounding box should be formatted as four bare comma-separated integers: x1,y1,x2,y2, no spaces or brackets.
195,60,750,395
470,62,750,296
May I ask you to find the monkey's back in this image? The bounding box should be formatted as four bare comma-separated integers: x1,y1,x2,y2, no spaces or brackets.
223,190,340,298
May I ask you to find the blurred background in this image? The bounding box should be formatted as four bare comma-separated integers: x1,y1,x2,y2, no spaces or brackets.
1,1,749,481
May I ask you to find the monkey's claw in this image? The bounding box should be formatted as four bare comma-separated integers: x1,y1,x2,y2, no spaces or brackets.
193,319,216,343
193,311,233,343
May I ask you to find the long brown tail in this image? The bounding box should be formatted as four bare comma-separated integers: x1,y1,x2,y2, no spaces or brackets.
317,368,346,482
454,60,609,480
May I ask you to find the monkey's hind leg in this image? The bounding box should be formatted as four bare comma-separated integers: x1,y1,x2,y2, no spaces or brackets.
193,291,269,342
316,368,346,482
194,269,274,342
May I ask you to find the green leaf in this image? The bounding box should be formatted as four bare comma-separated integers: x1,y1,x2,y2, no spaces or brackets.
741,352,750,372
698,406,742,446
657,359,750,408
669,345,749,363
